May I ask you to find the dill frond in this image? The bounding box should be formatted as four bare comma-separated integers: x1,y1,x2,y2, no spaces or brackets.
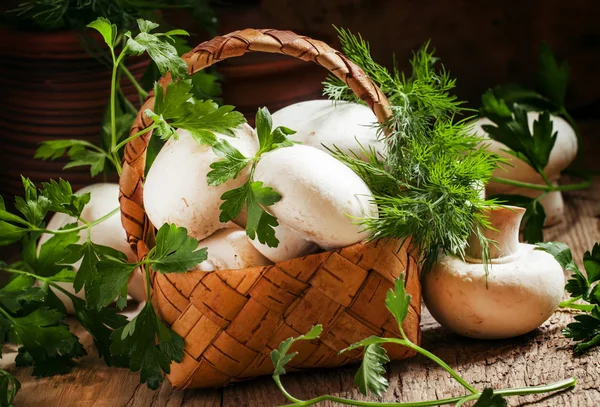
325,28,500,270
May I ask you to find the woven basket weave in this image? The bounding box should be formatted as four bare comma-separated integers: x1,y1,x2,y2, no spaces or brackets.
119,28,422,389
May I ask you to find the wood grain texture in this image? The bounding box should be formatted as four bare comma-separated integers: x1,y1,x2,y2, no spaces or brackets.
3,177,599,406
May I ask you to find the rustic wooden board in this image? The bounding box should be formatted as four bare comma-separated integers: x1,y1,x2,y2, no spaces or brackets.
2,180,599,406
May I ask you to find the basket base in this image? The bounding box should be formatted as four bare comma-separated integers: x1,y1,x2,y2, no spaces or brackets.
152,239,421,389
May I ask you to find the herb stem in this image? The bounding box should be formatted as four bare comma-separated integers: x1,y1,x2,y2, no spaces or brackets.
110,47,130,176
120,65,149,99
118,87,139,114
277,378,576,407
490,177,592,192
559,297,594,312
114,124,158,152
388,338,478,394
36,207,119,235
0,304,14,323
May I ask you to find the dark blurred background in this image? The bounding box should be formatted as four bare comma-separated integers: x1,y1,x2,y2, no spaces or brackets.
1,0,599,196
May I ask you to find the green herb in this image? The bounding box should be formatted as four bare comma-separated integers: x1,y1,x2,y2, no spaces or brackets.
479,44,591,243
110,301,184,389
83,223,208,388
324,28,498,270
146,80,246,144
538,241,600,352
0,177,208,387
271,274,576,406
34,17,195,177
212,108,297,248
0,369,20,407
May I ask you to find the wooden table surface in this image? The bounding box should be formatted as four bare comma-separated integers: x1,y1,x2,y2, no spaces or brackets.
2,181,599,407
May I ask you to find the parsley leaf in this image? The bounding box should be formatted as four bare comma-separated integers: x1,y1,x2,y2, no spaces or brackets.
255,107,297,155
354,343,390,397
537,43,569,108
207,140,251,186
538,242,600,352
110,302,184,389
63,241,127,294
0,274,45,313
270,325,322,376
148,81,245,143
10,308,85,377
87,255,137,311
70,296,129,367
0,369,20,407
40,179,90,218
23,228,79,278
245,182,281,248
151,224,208,273
473,388,508,407
385,274,411,327
125,19,189,80
14,186,50,229
36,139,109,177
212,108,295,247
0,223,28,246
482,107,557,175
87,17,117,51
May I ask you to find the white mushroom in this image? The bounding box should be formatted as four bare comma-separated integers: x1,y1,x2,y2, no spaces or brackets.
249,223,319,263
272,100,384,161
472,112,577,225
195,224,272,271
144,125,259,241
423,206,565,339
253,144,377,250
37,183,145,313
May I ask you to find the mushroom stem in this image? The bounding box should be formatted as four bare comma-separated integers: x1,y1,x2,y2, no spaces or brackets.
466,206,525,260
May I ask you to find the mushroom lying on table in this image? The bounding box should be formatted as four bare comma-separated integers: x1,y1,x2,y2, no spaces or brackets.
423,206,565,339
38,183,145,313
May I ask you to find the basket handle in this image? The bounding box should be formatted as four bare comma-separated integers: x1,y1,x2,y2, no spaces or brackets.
119,28,391,260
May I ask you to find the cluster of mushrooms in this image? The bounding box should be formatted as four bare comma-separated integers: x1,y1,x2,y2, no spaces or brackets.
45,101,575,340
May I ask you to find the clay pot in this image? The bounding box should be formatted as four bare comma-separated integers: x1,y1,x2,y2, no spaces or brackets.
0,27,148,196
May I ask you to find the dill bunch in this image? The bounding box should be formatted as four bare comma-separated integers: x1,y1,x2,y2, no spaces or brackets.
325,28,499,271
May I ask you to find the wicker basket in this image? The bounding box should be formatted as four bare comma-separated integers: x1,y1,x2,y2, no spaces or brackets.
119,28,422,389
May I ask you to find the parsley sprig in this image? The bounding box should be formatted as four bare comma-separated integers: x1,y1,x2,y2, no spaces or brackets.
212,108,296,248
538,241,600,353
87,223,208,389
324,28,498,270
147,104,294,248
480,44,592,243
0,177,208,389
34,17,225,178
271,274,576,406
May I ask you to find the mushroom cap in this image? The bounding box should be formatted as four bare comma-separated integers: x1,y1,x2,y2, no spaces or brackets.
249,223,319,263
423,244,565,339
472,112,577,192
272,100,384,161
253,144,378,250
194,225,272,271
37,183,140,313
144,125,259,241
